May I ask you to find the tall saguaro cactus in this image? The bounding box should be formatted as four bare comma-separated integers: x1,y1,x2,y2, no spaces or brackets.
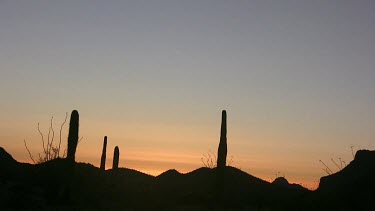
113,146,119,170
67,110,79,162
217,110,227,168
100,136,107,170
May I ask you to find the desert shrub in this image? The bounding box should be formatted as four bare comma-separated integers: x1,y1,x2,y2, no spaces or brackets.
319,146,358,175
24,112,83,164
201,149,233,168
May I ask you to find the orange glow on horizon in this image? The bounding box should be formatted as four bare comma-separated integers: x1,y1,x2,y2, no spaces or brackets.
1,110,364,193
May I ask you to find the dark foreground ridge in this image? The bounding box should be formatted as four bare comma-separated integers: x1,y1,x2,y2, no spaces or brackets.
1,147,374,210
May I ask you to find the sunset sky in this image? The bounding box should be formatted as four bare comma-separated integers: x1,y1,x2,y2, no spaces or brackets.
1,1,374,189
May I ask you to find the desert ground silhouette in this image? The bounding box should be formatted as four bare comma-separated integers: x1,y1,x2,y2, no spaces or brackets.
1,110,374,210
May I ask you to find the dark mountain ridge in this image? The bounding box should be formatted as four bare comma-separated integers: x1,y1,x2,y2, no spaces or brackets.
1,147,374,210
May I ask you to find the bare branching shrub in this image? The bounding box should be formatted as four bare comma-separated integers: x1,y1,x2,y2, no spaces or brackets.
319,146,359,175
201,149,216,168
227,155,234,166
351,145,355,159
201,149,234,168
24,139,35,164
23,112,81,164
319,160,333,175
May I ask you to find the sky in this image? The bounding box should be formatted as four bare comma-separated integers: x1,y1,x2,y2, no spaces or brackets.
1,0,374,189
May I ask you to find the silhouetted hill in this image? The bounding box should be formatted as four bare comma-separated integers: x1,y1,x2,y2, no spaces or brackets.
0,147,16,164
1,147,375,210
273,176,289,186
0,147,33,181
157,169,181,178
272,177,306,191
313,149,375,210
318,150,375,191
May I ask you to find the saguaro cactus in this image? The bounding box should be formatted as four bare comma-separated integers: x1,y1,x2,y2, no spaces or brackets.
100,136,107,170
217,110,227,168
67,110,79,162
113,146,119,170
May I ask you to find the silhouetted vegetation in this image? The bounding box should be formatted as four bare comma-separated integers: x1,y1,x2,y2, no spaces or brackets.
67,110,79,162
2,109,375,210
23,113,68,164
217,110,227,168
3,147,374,210
112,146,119,170
201,149,233,168
100,136,107,171
201,149,216,168
318,147,360,175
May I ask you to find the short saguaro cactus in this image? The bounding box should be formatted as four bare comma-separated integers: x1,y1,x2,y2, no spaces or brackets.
113,146,119,170
67,110,79,162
